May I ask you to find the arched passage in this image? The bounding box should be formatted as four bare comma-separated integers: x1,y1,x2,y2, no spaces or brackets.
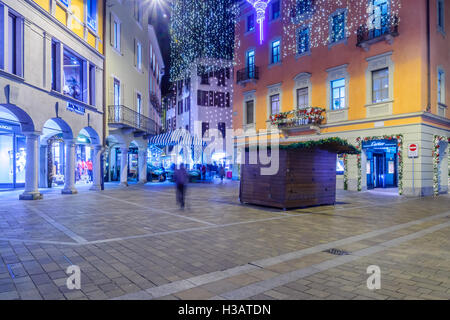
76,127,102,191
0,104,41,200
40,118,77,195
105,134,148,186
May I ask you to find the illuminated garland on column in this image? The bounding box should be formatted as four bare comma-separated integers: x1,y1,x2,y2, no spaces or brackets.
170,0,239,81
432,135,449,196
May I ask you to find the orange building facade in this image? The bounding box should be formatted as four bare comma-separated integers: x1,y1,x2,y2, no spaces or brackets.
233,0,449,196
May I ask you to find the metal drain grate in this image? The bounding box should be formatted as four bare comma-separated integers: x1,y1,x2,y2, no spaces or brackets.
323,248,351,256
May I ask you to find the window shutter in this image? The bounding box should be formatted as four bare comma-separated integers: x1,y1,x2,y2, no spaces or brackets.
121,82,125,106
110,13,114,46
134,39,137,67
109,76,114,106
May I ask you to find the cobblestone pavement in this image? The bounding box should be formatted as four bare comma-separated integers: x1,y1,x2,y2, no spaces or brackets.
0,181,449,300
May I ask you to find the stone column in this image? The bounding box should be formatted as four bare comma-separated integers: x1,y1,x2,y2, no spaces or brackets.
62,139,77,194
119,146,129,187
138,148,147,184
90,145,103,191
39,144,48,188
20,132,43,200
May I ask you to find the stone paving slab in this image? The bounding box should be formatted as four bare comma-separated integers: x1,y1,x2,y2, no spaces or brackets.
0,181,449,300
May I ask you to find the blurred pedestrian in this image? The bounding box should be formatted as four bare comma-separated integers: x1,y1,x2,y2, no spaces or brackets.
174,163,188,209
219,165,225,183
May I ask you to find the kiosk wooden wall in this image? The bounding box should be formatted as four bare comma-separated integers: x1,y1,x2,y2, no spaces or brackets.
240,147,337,209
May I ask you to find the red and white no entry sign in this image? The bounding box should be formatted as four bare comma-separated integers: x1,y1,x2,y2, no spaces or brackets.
408,144,419,158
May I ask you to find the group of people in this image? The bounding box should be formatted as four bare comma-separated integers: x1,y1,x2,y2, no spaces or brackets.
197,163,226,181
76,158,93,183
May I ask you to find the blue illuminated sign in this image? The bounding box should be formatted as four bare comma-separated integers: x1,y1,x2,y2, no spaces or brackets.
67,102,85,115
362,139,397,149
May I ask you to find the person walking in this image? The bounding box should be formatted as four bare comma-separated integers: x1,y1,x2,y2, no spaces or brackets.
219,165,225,183
174,163,188,209
87,159,93,182
201,164,206,180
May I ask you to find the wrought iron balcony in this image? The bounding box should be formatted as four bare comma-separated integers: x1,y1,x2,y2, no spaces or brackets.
150,92,162,115
357,15,399,50
236,66,259,84
108,105,156,135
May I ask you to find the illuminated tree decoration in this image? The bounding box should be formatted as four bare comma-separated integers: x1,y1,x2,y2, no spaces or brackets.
247,0,271,44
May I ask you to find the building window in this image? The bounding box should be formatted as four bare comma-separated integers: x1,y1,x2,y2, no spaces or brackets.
59,0,69,7
297,27,310,55
114,78,120,105
185,97,190,112
271,40,281,64
112,18,121,51
331,78,346,110
297,87,308,109
247,14,255,32
178,101,183,115
372,68,389,103
296,0,313,16
87,0,97,31
370,0,389,36
6,11,24,76
51,41,58,91
330,10,346,44
89,64,96,106
437,0,445,33
134,0,142,24
136,93,142,126
136,41,142,70
202,122,210,138
246,50,255,78
137,93,142,114
246,100,254,125
218,122,226,139
271,0,281,20
63,49,84,101
270,94,280,115
438,69,445,104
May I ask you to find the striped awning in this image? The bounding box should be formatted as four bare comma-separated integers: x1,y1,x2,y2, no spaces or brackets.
149,130,205,147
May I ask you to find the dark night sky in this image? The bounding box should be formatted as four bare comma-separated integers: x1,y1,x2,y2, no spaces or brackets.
149,3,172,96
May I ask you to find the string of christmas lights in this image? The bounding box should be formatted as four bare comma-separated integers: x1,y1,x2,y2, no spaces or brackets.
169,0,239,82
281,0,402,58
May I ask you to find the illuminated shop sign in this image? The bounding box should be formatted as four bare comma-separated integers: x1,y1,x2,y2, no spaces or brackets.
0,124,13,131
67,102,85,115
362,139,397,149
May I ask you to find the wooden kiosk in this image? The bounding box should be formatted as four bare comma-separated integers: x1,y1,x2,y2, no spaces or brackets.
239,138,359,210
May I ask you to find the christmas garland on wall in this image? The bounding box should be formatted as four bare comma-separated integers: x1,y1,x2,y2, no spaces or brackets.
356,134,404,195
432,135,449,196
343,153,348,190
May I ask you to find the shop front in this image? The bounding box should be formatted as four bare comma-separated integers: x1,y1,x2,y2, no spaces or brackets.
363,139,398,189
75,135,93,184
0,121,26,189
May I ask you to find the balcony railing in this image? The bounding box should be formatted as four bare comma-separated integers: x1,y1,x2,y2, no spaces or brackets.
357,15,399,49
270,107,325,129
150,92,162,115
108,105,156,135
236,66,259,84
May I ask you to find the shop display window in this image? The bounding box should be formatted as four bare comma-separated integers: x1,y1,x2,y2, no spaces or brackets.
63,49,84,101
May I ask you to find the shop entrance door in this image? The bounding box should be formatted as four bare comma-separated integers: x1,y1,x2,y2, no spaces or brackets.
364,139,398,190
373,152,386,188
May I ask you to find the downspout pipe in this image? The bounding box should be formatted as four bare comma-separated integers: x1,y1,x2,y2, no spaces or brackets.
101,0,108,190
426,0,431,112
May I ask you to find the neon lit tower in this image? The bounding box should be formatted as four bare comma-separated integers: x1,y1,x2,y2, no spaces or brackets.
247,0,271,44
